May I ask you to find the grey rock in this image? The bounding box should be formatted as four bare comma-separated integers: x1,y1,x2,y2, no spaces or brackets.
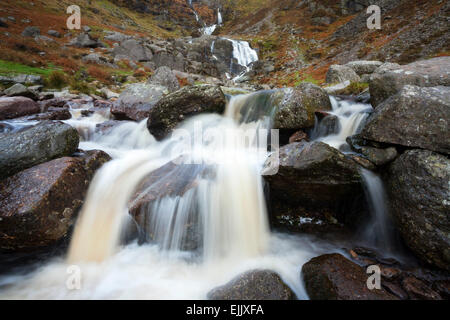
326,65,361,84
345,61,383,75
4,83,38,100
148,66,180,93
112,39,152,62
22,26,40,37
47,30,61,38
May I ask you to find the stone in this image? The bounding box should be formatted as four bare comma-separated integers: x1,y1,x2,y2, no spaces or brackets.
148,66,180,93
302,253,398,300
4,83,38,100
112,39,152,62
385,149,450,271
22,26,40,37
345,60,383,75
208,270,296,300
361,85,450,155
47,30,61,38
0,96,40,120
0,121,79,179
326,65,361,84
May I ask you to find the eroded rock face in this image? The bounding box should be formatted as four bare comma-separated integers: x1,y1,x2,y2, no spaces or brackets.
0,97,40,120
0,150,110,250
147,85,226,140
385,150,450,271
325,65,361,84
361,85,450,155
0,121,79,179
208,270,296,300
369,57,450,107
273,83,332,130
111,83,168,121
302,253,398,300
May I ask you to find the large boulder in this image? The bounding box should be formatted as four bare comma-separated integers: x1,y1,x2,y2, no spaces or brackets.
370,57,450,107
68,33,102,48
325,65,361,84
147,85,226,140
207,270,296,300
385,150,450,271
302,253,398,300
148,66,180,93
111,83,168,121
345,61,383,76
0,74,42,86
361,85,450,155
273,84,332,130
112,39,152,62
0,151,110,250
0,96,40,120
0,121,79,179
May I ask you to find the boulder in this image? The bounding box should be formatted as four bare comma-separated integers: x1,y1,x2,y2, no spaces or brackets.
111,83,168,121
22,26,40,37
385,150,450,271
361,85,450,155
0,151,110,250
4,83,38,100
208,270,296,300
263,141,361,206
47,30,61,38
370,57,450,107
345,61,383,76
325,65,361,84
151,51,186,72
82,53,116,68
273,83,332,130
302,253,398,300
0,96,40,120
148,66,180,93
14,107,72,121
112,39,152,62
68,33,102,48
104,31,131,43
147,85,226,140
0,74,42,86
0,121,79,179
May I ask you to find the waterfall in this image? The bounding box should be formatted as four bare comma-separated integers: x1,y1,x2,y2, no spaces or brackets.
218,9,223,25
67,92,275,264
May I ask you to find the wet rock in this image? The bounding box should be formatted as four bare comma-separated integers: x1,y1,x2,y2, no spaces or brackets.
0,96,40,120
264,141,361,206
0,151,110,250
348,154,376,171
302,253,398,300
0,121,79,179
289,130,309,144
345,61,383,76
385,150,450,271
402,276,442,300
326,65,361,84
4,83,38,100
359,146,398,166
273,83,332,130
370,57,450,107
361,85,450,155
111,83,168,121
313,114,341,137
112,39,152,62
148,66,180,93
208,270,296,300
22,26,40,37
15,107,72,121
147,85,226,140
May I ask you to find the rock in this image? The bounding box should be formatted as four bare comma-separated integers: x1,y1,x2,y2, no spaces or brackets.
385,150,450,271
302,253,398,300
148,66,180,93
0,151,110,250
263,141,361,206
4,83,38,100
147,85,226,140
47,30,61,38
100,88,119,99
370,57,450,107
15,107,72,121
345,61,383,75
312,114,341,138
289,130,309,144
361,85,450,155
151,51,186,72
111,83,168,121
324,80,351,95
359,146,398,166
104,31,131,43
0,18,8,28
82,53,116,68
273,84,332,130
69,33,102,48
0,121,79,179
0,96,40,120
0,74,42,86
207,270,296,300
112,39,152,62
21,26,40,37
326,65,361,84
402,277,442,300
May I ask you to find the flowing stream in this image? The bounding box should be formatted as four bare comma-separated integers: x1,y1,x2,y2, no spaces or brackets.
0,92,402,299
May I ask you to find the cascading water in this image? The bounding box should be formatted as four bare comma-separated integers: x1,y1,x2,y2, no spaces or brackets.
0,91,345,299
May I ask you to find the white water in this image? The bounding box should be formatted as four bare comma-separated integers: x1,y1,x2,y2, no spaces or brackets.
0,92,348,300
